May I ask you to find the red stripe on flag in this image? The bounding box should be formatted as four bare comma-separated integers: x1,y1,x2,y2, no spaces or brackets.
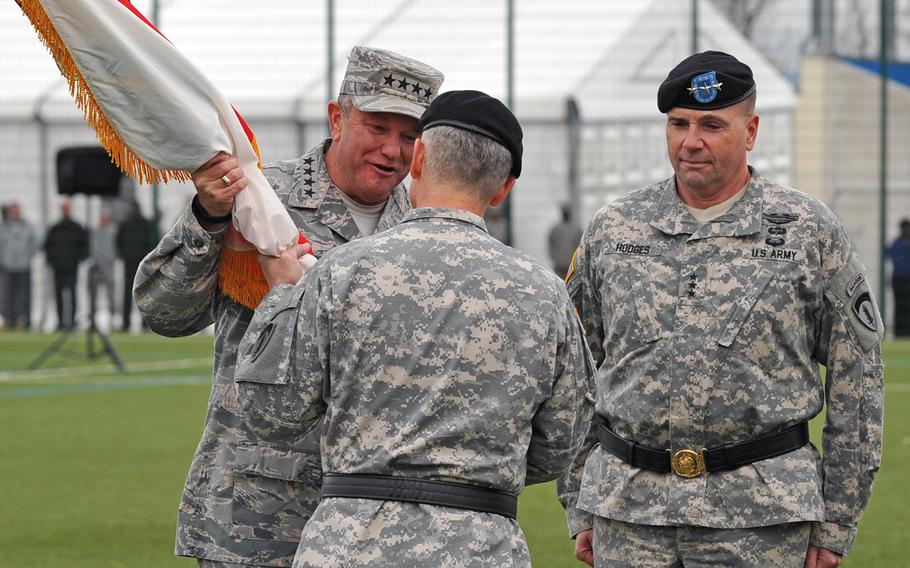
233,106,256,144
115,0,172,44
112,1,261,152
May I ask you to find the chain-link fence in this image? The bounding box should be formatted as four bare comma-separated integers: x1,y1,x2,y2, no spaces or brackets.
1,0,908,333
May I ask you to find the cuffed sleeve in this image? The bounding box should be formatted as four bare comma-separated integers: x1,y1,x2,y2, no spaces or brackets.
133,202,227,336
809,520,856,556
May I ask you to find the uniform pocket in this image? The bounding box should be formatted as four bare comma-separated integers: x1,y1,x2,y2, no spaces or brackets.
598,252,669,358
710,444,824,525
230,442,322,542
715,265,774,347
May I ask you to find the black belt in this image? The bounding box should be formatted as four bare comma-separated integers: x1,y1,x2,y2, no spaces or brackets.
320,473,518,519
595,417,810,478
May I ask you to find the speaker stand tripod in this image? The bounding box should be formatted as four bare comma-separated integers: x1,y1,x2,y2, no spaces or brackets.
28,315,127,372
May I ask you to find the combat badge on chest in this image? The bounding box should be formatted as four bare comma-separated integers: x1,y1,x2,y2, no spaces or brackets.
751,212,801,262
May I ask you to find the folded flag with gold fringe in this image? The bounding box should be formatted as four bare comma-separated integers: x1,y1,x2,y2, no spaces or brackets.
15,0,310,308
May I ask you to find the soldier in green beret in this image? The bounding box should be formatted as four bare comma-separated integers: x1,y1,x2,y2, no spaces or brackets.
560,51,883,568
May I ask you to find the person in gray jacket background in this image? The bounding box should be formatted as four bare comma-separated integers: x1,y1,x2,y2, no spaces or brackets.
0,202,38,330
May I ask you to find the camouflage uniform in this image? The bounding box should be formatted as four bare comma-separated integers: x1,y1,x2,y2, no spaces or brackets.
134,141,410,566
235,207,594,567
559,169,884,558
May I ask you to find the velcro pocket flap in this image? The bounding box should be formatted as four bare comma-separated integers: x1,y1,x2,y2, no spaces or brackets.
235,442,322,485
236,285,306,386
716,265,774,347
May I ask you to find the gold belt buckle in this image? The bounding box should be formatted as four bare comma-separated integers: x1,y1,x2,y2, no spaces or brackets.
668,448,706,478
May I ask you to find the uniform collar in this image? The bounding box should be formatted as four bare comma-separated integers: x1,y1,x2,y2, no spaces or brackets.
649,167,764,239
287,139,410,241
401,207,489,233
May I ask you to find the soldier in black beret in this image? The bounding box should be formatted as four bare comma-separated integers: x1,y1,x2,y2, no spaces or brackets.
561,50,882,568
242,90,592,566
657,50,757,113
656,50,760,209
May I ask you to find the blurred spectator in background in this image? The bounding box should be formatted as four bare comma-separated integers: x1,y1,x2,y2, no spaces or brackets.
116,200,154,331
0,204,9,328
548,203,583,278
0,203,39,330
89,209,117,328
44,200,89,331
890,218,910,337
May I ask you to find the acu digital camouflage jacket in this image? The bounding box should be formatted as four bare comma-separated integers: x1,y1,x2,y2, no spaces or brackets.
559,170,884,556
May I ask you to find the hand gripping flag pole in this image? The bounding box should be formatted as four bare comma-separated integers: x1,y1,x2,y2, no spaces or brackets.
16,0,312,309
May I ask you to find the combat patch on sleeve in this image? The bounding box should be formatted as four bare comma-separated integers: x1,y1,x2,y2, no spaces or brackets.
247,322,277,363
826,258,884,353
235,285,308,386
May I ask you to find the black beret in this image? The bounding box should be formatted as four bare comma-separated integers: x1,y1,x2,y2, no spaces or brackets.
420,90,523,178
657,50,755,113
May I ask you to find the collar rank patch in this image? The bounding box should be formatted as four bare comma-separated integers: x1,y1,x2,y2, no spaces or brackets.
688,71,722,104
853,292,878,332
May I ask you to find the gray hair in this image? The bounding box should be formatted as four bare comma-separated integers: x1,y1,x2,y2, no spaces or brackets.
337,94,355,116
420,126,512,200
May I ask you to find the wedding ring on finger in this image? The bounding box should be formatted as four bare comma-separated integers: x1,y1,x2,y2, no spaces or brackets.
221,175,232,187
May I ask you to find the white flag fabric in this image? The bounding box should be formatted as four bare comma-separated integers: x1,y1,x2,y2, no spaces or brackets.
19,0,299,257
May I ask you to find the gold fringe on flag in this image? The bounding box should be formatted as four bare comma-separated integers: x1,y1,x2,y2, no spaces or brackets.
219,247,270,310
17,0,191,185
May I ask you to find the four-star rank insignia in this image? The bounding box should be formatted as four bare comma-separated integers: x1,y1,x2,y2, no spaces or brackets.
382,72,432,101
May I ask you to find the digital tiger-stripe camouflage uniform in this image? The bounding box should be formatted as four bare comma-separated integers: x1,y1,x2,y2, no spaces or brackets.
134,46,443,567
234,90,594,567
558,51,883,567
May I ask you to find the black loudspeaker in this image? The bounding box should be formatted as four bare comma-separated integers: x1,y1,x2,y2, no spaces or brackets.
56,146,122,196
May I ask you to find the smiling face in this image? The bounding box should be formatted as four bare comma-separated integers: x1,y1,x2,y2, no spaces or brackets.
324,100,420,205
665,98,759,203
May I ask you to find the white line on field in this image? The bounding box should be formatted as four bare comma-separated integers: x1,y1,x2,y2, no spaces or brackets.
0,357,213,383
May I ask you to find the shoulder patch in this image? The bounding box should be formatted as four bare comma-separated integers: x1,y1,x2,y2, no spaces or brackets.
247,322,277,362
852,292,878,332
846,273,865,298
826,259,883,352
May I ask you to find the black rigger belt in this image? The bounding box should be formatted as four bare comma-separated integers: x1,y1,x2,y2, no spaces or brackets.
320,473,518,519
596,417,810,478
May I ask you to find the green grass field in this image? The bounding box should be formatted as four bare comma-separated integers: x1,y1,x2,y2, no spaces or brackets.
0,331,907,567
